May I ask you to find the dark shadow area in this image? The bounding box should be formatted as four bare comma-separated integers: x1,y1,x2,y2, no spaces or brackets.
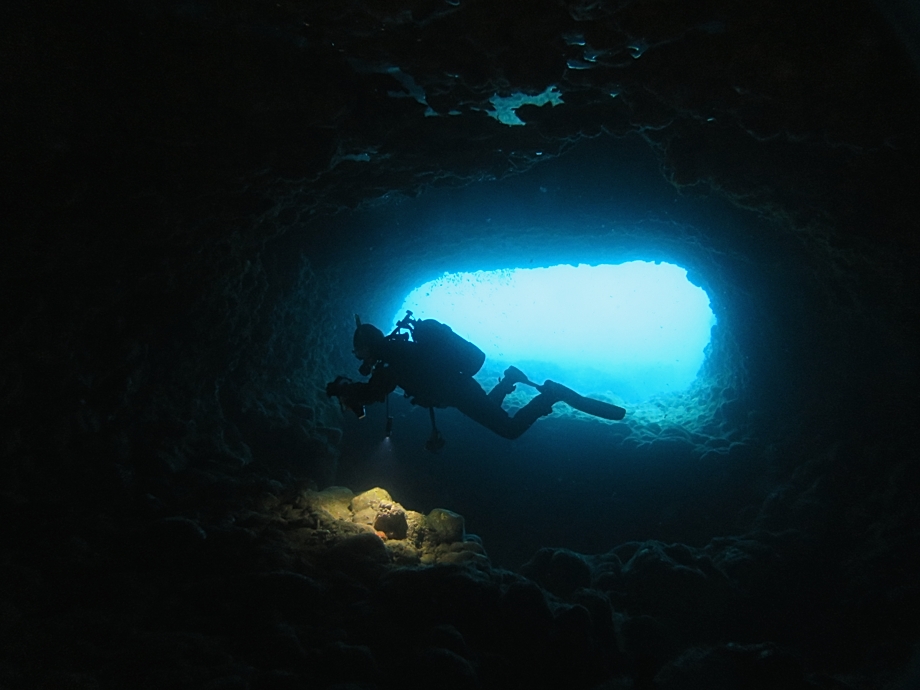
3,0,920,688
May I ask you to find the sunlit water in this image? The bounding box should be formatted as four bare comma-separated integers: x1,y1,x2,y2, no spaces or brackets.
392,261,716,403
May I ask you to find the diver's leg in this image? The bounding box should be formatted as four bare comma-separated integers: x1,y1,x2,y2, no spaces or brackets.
486,378,515,405
486,366,529,406
507,393,557,438
456,385,558,440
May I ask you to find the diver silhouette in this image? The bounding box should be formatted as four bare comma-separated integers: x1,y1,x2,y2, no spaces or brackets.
326,312,626,451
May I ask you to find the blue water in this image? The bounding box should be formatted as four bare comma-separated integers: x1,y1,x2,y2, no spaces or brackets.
393,261,716,402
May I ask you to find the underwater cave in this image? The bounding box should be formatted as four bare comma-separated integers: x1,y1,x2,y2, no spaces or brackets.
3,0,920,689
391,259,717,402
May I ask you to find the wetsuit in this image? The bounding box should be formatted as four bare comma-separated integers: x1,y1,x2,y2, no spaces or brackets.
341,338,554,440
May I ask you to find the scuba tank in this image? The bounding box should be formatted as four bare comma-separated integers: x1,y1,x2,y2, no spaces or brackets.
390,311,486,377
388,311,485,452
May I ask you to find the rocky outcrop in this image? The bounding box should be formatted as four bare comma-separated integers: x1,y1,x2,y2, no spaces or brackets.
2,0,919,688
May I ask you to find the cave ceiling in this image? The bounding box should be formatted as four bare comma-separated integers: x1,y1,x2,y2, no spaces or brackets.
3,0,920,511
7,0,920,231
4,2,920,686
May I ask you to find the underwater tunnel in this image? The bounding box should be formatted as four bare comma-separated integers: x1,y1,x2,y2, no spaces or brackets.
5,1,920,688
392,261,717,403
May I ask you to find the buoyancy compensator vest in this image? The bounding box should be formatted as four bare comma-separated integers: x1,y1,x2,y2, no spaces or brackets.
390,311,485,377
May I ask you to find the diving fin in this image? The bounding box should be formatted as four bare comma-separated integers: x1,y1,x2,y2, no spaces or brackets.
541,381,626,421
515,373,627,421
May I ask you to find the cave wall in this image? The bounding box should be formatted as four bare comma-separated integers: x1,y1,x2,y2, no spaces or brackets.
3,0,920,686
0,0,916,536
1,0,916,545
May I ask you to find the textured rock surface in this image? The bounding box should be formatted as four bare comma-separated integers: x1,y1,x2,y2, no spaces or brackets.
3,0,920,688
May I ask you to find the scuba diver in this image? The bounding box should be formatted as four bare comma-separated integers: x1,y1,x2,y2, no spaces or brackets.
326,311,626,451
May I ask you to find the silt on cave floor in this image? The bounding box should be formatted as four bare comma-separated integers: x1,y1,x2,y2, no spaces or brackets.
3,0,920,688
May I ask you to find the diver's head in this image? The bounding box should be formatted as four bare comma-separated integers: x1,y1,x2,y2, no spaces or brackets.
353,315,384,362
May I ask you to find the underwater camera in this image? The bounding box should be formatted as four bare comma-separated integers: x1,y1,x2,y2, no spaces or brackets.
325,376,366,419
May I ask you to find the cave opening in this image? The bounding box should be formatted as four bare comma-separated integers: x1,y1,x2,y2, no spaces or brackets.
4,1,920,687
324,135,784,570
392,261,717,404
323,133,767,449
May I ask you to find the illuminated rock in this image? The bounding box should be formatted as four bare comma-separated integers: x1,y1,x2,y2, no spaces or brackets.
374,506,409,540
308,485,354,521
426,508,466,544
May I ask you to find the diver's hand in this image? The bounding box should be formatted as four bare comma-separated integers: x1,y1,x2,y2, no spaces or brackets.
325,376,353,398
325,377,366,419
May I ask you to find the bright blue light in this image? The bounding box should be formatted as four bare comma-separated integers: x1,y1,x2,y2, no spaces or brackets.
392,262,716,402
